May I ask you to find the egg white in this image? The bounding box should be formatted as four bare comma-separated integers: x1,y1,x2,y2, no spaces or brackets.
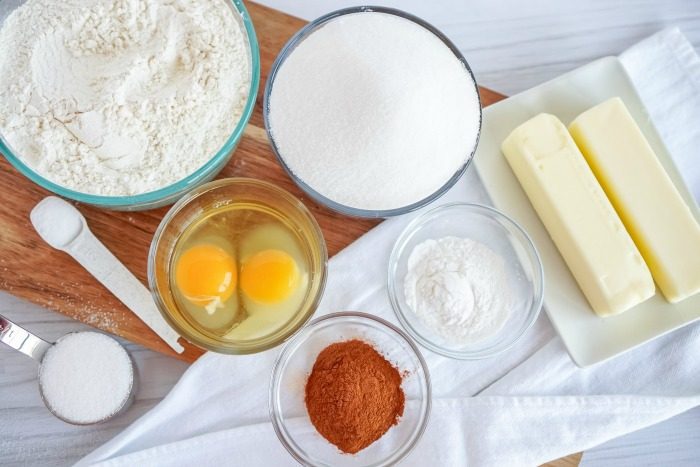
223,223,309,341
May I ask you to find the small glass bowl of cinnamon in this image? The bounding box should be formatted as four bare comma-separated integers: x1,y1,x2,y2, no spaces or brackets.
269,312,431,466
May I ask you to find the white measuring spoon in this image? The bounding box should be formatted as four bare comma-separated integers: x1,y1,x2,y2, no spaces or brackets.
30,196,184,353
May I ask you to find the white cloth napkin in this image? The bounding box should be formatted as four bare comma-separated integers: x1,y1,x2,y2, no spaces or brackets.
78,28,700,467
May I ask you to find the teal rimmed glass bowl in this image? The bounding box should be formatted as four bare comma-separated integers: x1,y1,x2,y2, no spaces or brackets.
0,0,260,211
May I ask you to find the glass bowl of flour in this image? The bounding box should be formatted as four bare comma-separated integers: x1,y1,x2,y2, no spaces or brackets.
388,203,544,359
264,7,481,218
0,0,260,211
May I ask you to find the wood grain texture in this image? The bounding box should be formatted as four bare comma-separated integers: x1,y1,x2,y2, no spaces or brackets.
543,452,583,467
259,0,700,96
581,408,700,466
0,1,504,363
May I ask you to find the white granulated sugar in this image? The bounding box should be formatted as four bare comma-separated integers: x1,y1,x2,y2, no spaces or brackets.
0,0,250,196
404,237,512,344
39,331,133,424
30,197,84,248
268,12,480,211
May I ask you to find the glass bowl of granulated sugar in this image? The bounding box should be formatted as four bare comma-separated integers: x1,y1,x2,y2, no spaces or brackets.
0,0,259,211
388,203,545,359
264,7,482,218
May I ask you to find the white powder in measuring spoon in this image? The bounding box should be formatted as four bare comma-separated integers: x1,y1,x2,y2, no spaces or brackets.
404,237,512,344
39,331,133,424
0,0,250,196
268,12,481,211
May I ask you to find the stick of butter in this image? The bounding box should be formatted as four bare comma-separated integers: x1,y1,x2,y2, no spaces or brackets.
569,97,700,303
502,113,654,316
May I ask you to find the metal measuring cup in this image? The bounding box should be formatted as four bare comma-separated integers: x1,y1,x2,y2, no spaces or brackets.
0,313,137,425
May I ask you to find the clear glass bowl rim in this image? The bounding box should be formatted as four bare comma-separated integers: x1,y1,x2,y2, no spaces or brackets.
147,177,329,354
38,331,136,425
262,6,483,219
0,0,261,208
269,311,432,467
387,202,545,360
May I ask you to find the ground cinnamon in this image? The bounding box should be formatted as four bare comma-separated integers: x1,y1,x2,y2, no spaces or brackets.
304,339,405,454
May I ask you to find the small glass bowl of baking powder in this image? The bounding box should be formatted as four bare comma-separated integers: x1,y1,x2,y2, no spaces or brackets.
270,312,431,467
388,203,544,359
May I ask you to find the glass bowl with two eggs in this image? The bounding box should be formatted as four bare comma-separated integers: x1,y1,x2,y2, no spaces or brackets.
148,178,327,354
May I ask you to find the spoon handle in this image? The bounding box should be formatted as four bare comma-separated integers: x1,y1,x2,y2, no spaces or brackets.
66,229,184,354
0,314,52,362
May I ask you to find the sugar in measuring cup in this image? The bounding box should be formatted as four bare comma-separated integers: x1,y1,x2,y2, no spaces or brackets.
0,314,135,425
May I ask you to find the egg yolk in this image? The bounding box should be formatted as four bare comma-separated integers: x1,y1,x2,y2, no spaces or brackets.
240,249,300,304
175,244,236,307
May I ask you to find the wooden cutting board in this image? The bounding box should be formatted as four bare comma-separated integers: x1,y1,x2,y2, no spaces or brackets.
0,2,505,363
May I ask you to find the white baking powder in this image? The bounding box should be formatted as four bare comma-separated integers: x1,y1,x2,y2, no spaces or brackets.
404,237,512,344
0,0,250,195
268,12,480,211
38,331,133,424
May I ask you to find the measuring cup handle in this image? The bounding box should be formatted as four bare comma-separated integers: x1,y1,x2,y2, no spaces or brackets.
0,314,52,362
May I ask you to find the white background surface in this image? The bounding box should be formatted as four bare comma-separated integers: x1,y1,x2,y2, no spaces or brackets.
1,0,699,465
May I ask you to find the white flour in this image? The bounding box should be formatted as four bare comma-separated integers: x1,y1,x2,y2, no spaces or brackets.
39,331,133,424
268,12,481,211
0,0,250,196
404,236,512,344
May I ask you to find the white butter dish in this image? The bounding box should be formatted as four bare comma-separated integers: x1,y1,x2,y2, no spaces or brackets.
474,57,700,367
